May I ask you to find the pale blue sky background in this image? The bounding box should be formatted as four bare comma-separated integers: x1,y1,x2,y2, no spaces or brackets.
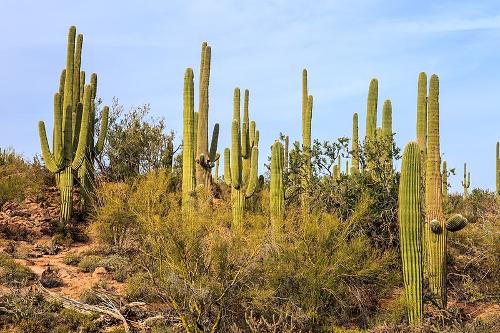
0,0,499,192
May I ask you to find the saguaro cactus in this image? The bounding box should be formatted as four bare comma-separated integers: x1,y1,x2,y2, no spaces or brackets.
461,163,470,200
270,141,284,240
351,113,359,173
195,42,219,188
416,72,427,161
365,79,378,144
224,88,259,228
78,73,109,210
182,68,196,214
398,142,423,325
496,142,499,203
382,99,393,170
284,135,289,171
442,161,448,205
301,69,313,218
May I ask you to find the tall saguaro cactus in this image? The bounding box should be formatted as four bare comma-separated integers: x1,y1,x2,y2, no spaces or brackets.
365,79,379,144
351,113,359,173
461,163,470,200
224,88,259,229
416,72,427,161
301,69,313,218
425,74,447,308
270,141,284,240
195,42,219,188
182,68,196,214
496,142,499,203
398,142,423,325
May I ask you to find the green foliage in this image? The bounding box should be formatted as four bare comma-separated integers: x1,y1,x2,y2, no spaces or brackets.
0,148,49,206
0,253,36,287
100,98,175,181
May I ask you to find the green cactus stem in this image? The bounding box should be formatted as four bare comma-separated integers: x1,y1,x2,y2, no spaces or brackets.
462,163,470,200
284,135,289,171
416,72,427,161
382,99,393,171
182,68,196,215
425,74,447,308
365,79,378,143
398,141,423,325
351,113,359,174
301,69,313,219
270,141,284,240
195,42,219,188
224,88,259,229
215,156,219,182
446,214,467,232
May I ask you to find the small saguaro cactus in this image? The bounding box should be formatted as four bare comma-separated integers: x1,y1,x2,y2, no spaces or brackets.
214,156,219,182
195,42,219,188
398,141,423,325
224,88,259,229
270,141,284,240
442,161,448,205
351,113,359,173
461,163,470,200
182,68,196,215
301,69,313,218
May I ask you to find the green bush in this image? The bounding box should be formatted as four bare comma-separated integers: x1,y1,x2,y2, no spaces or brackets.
0,253,36,287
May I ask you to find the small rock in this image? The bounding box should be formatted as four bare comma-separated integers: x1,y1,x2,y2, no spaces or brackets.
92,266,108,277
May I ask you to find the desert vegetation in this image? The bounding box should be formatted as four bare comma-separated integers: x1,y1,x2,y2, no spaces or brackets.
0,25,499,333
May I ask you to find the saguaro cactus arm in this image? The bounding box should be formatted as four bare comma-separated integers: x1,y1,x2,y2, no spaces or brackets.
72,85,92,170
224,148,232,186
245,147,258,198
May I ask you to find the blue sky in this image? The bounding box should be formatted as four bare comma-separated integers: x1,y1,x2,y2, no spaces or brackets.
0,0,499,192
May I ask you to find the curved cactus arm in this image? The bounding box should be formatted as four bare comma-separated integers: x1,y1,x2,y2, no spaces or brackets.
430,219,443,234
95,105,109,155
52,93,63,166
224,148,232,186
249,121,256,148
72,85,91,170
72,102,83,153
446,214,467,232
231,120,241,189
241,120,249,158
38,121,60,173
245,146,258,198
208,123,219,162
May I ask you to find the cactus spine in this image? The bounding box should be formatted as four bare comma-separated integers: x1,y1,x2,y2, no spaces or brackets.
398,142,423,325
461,163,470,200
351,113,359,173
182,68,196,214
224,88,259,229
195,42,219,188
442,161,448,205
270,141,284,240
301,69,313,217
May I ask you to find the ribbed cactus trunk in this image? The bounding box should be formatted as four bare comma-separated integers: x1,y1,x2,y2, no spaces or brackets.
398,142,423,325
442,161,448,205
497,142,500,204
270,141,284,241
462,163,470,200
284,135,289,171
425,74,447,308
224,88,258,229
301,69,312,220
38,26,93,228
382,99,393,171
182,68,195,215
351,113,359,174
365,78,378,171
195,43,219,188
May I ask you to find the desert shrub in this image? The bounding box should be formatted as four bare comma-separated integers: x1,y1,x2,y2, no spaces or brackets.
98,98,177,182
0,289,100,333
91,182,137,249
0,252,36,287
124,272,157,302
0,148,49,205
77,253,130,280
62,252,82,266
77,255,104,273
